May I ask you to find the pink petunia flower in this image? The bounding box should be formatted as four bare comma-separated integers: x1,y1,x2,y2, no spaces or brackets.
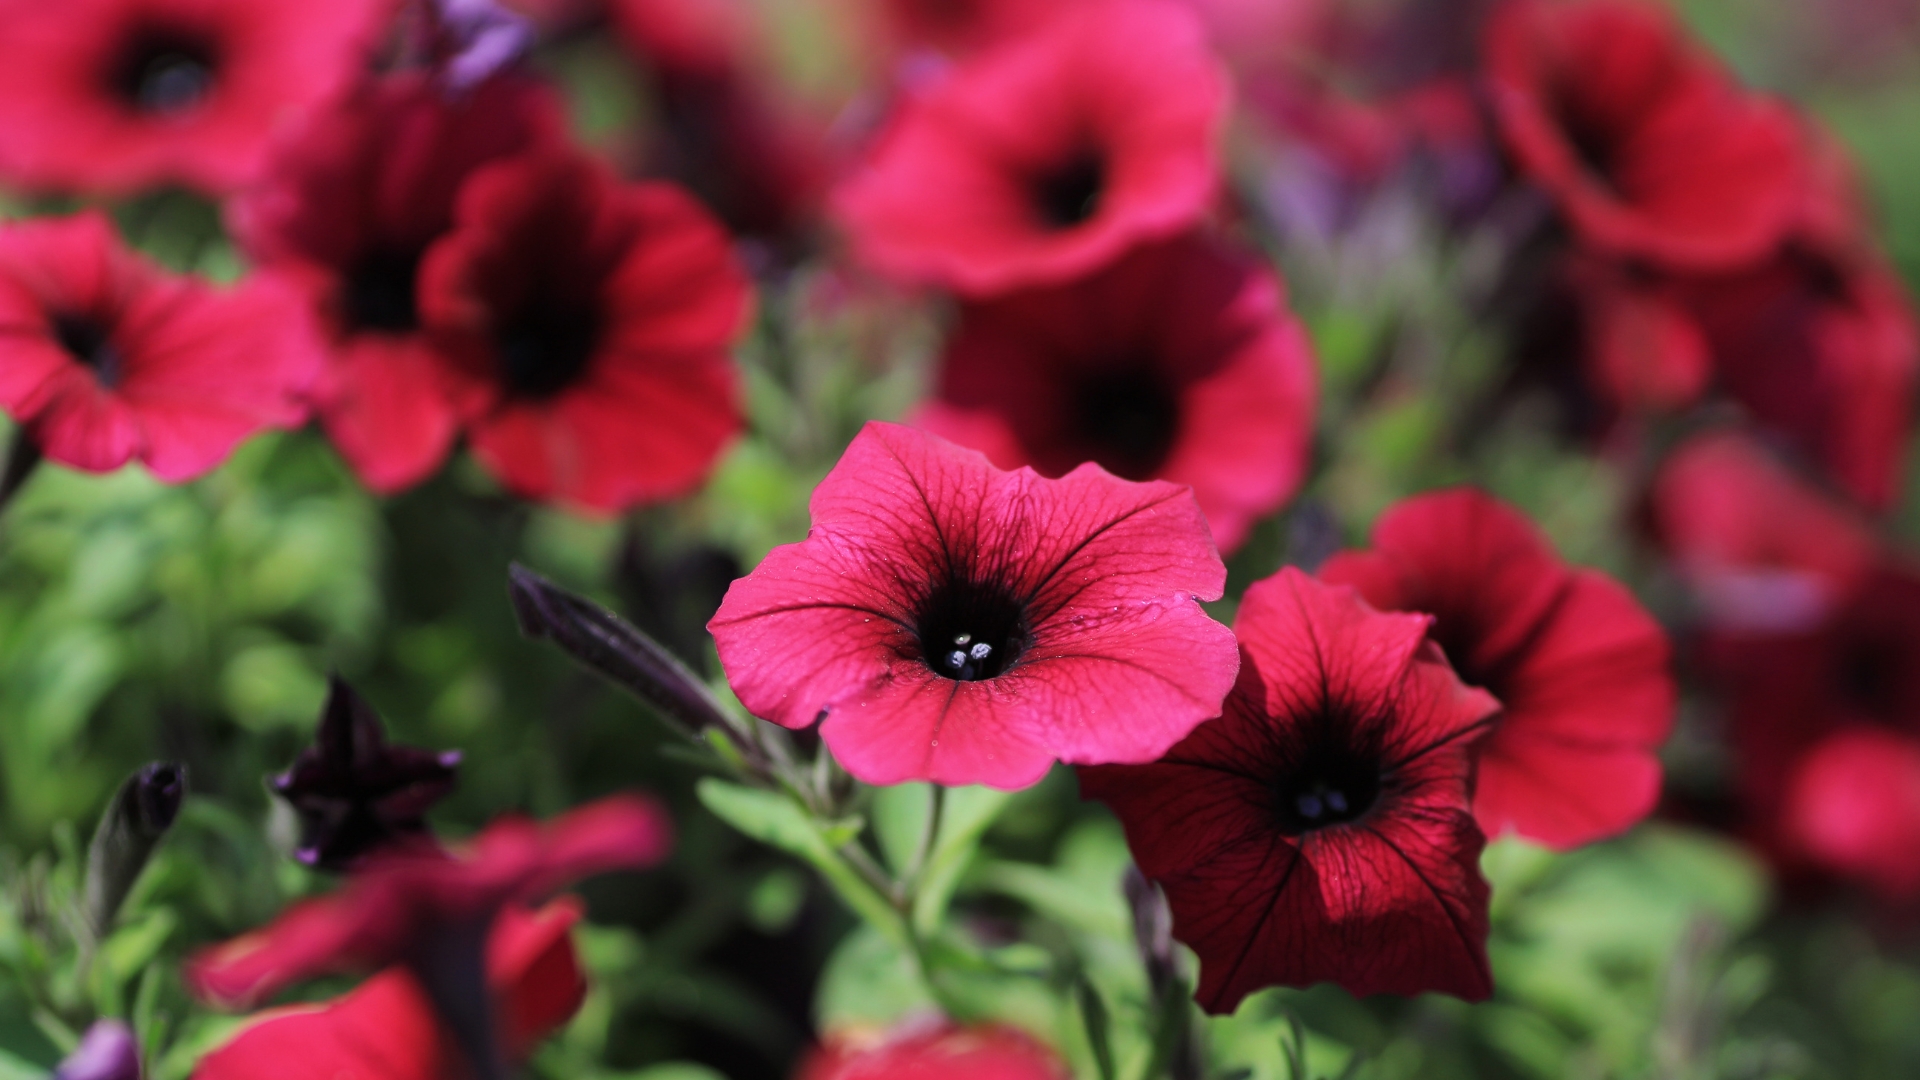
0,212,321,481
831,0,1229,295
796,1021,1070,1080
915,232,1317,554
708,421,1239,789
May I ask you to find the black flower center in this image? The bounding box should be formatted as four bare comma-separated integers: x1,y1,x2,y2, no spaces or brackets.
915,579,1030,681
1273,748,1382,835
53,314,125,387
1839,639,1898,718
498,303,600,400
111,29,219,116
1075,368,1180,480
1030,151,1107,230
343,250,424,333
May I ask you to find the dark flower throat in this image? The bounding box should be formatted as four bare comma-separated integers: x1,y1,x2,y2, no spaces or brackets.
111,28,219,116
54,315,124,388
915,578,1030,681
344,250,425,333
499,302,600,400
1272,716,1385,834
1076,368,1180,480
1031,152,1107,230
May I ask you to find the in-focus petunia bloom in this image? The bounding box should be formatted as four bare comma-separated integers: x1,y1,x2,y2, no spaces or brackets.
0,0,390,196
0,213,322,481
1483,0,1804,271
1651,431,1920,902
1318,489,1675,849
417,148,751,514
916,233,1317,554
796,1021,1071,1080
709,421,1239,789
832,0,1229,295
191,900,589,1080
231,71,567,494
1081,568,1500,1011
270,676,462,872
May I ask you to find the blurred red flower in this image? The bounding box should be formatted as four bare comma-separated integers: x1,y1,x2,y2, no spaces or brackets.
1484,0,1803,271
0,0,390,196
1319,489,1674,850
190,900,588,1080
418,148,750,514
916,233,1317,553
232,72,566,494
1081,567,1499,1011
0,212,321,480
832,0,1228,295
185,794,671,1008
1682,248,1918,512
607,0,829,246
709,421,1238,789
1653,432,1920,902
859,0,1086,59
796,1022,1070,1080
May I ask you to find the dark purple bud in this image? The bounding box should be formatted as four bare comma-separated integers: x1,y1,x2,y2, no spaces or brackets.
507,563,740,743
271,677,460,872
85,763,187,935
55,1021,141,1080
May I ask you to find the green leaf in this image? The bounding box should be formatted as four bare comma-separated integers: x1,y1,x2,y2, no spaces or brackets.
815,923,935,1031
911,786,1011,934
872,782,933,875
1077,976,1117,1080
696,779,904,944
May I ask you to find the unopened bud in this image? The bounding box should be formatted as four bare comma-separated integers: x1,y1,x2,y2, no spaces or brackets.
55,1020,141,1080
85,763,186,936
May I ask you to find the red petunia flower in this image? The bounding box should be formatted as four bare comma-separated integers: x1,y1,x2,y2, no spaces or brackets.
1318,489,1675,849
190,900,588,1080
607,0,830,246
230,71,567,494
1080,567,1500,1011
185,795,671,1008
1681,246,1919,512
1483,0,1804,271
915,234,1316,554
0,0,391,196
708,421,1238,789
796,1021,1070,1080
857,0,1089,59
1651,432,1920,901
832,0,1229,295
416,148,751,514
0,212,321,481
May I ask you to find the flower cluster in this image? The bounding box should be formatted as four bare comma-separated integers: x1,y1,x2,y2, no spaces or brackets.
2,0,1914,1076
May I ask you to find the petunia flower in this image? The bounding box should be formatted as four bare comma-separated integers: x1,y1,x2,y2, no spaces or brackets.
230,71,566,494
0,0,390,196
796,1021,1071,1080
187,796,669,1078
708,421,1239,789
1651,431,1920,902
915,233,1316,554
1483,0,1804,271
417,148,751,514
0,212,322,482
1318,489,1675,849
1679,244,1918,513
858,0,1090,60
1081,567,1500,1011
270,676,462,872
191,900,589,1080
606,0,829,247
832,0,1229,295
